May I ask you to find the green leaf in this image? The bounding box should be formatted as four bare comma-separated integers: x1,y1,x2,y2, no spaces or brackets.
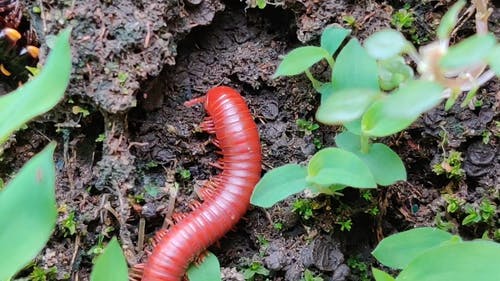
307,148,376,188
487,45,500,76
251,164,308,208
0,28,72,145
274,46,330,77
440,33,496,70
372,227,454,270
364,29,408,60
373,268,396,281
335,132,406,185
344,119,362,135
378,56,414,91
436,0,466,40
397,240,500,281
187,252,221,281
90,237,128,281
256,0,266,9
362,80,444,137
318,82,334,103
0,143,58,281
332,38,379,91
320,26,351,56
316,89,380,125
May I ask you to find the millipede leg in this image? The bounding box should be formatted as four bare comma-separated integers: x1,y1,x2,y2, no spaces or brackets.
129,263,145,281
200,117,215,133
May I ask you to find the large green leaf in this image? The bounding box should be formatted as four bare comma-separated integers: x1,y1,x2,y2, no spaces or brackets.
372,227,454,270
0,143,57,281
187,252,221,281
251,164,308,208
307,148,376,188
364,29,408,60
397,240,500,281
362,80,444,137
335,132,406,185
316,89,380,125
331,38,379,91
0,28,72,144
273,46,330,77
90,237,128,281
440,33,496,70
320,26,351,56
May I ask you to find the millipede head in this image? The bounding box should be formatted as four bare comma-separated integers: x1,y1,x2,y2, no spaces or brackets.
0,27,20,42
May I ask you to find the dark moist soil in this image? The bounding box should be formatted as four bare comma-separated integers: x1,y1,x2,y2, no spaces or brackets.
0,0,498,280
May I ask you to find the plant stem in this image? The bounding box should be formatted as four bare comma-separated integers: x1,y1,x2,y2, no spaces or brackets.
360,134,371,154
305,69,323,91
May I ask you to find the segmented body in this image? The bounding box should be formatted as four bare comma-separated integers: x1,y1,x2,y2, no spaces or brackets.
132,86,262,281
0,0,39,86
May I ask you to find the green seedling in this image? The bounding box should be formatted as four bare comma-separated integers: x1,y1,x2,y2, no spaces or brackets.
392,5,415,30
95,133,106,142
342,15,357,28
347,257,370,281
336,218,352,231
88,234,106,259
273,221,283,231
297,118,320,134
252,0,498,209
292,199,314,220
29,265,58,281
242,261,270,281
178,168,191,180
302,269,324,281
432,150,465,179
61,211,77,237
372,227,500,281
443,194,463,213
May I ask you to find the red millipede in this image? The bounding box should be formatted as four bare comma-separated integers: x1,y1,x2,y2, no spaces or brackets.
131,86,262,281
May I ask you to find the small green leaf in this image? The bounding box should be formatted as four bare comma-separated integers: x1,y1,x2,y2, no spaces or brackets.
378,56,414,91
90,237,128,281
0,144,58,281
274,46,330,77
362,80,444,137
316,89,381,124
397,240,500,281
187,252,221,281
332,38,379,91
440,33,496,70
320,26,351,55
335,132,406,186
307,148,376,188
251,164,308,208
0,28,72,144
372,227,454,270
487,45,500,75
373,268,396,281
256,0,266,9
364,29,408,60
436,0,466,40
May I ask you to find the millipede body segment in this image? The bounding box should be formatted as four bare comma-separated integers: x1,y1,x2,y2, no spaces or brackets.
131,86,262,281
